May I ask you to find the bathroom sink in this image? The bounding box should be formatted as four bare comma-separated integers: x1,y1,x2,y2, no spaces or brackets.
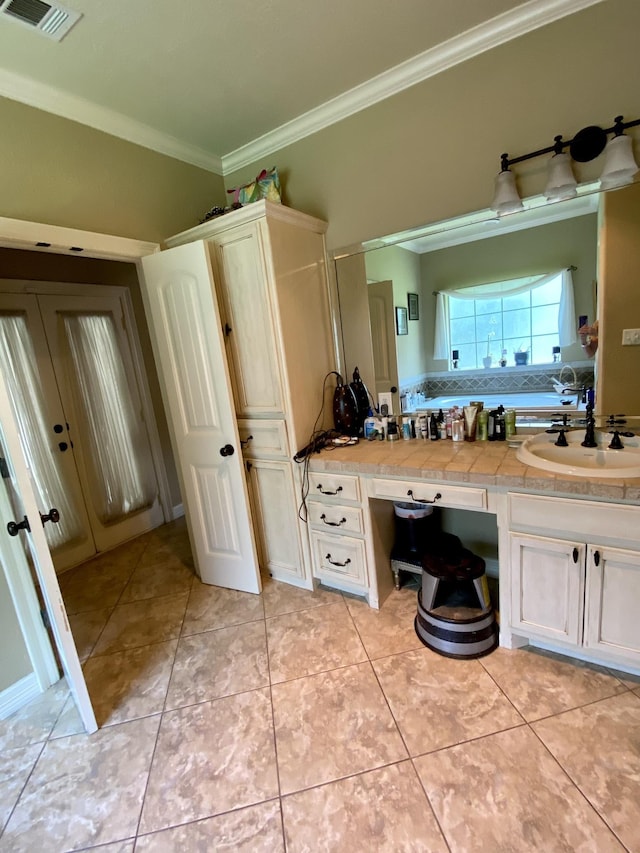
516,430,640,478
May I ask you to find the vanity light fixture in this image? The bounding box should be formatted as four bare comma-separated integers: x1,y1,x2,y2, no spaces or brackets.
491,115,640,215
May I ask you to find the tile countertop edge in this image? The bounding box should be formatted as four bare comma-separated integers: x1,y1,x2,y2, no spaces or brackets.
302,441,640,504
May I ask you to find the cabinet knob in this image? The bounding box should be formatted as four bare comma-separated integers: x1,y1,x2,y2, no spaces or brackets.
219,444,235,457
572,547,579,563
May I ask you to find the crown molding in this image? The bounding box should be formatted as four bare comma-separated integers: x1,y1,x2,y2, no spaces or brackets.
222,0,604,174
0,0,603,176
0,68,223,174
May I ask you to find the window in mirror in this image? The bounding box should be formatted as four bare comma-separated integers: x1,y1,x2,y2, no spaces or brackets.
445,271,569,370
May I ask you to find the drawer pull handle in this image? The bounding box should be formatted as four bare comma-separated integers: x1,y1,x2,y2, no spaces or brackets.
572,547,579,563
406,489,442,504
240,435,254,449
593,550,600,567
325,553,351,567
321,513,347,527
317,484,343,496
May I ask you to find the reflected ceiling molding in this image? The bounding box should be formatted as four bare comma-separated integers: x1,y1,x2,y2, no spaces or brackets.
358,182,602,256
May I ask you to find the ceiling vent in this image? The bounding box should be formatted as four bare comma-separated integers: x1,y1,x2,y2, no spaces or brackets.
0,0,81,41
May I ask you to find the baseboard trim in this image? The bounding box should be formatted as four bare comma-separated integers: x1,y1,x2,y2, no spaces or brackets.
0,672,41,720
172,503,185,520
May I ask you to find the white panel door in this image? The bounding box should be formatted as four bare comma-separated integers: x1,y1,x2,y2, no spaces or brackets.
368,280,399,406
0,367,96,732
141,243,261,594
584,544,640,665
510,532,584,645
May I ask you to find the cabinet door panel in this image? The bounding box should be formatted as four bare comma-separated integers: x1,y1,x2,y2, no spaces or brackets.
211,224,284,416
247,459,304,583
585,545,640,665
510,532,584,645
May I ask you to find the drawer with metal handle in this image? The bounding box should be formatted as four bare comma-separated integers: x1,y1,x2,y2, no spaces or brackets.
307,501,364,536
370,478,487,510
307,471,360,502
310,531,367,586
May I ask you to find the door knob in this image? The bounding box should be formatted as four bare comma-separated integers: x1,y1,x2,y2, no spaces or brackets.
7,516,30,536
58,442,68,452
40,508,60,526
53,423,64,434
219,444,235,457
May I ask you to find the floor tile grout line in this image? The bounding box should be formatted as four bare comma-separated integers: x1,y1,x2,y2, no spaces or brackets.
130,797,283,848
261,593,288,853
131,709,166,841
0,739,46,842
408,757,454,853
527,720,632,851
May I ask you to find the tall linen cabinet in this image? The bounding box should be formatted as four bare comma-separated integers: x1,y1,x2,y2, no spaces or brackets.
140,201,336,594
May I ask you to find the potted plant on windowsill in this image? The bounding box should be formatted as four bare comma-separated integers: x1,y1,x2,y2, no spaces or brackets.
514,345,529,366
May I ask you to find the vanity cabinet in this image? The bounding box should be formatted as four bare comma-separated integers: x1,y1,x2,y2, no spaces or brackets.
306,471,369,594
141,201,335,592
508,493,640,668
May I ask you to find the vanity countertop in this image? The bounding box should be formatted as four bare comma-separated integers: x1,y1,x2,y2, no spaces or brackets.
305,438,640,503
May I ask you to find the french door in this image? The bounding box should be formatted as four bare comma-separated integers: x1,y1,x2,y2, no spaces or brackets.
0,364,96,732
0,289,165,571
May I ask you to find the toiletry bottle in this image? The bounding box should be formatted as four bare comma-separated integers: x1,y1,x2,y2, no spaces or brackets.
494,406,506,441
452,417,465,442
477,409,488,441
445,411,453,439
505,408,516,438
429,413,439,440
419,415,429,440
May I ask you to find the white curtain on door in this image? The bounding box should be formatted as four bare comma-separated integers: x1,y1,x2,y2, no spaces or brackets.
0,315,83,548
62,314,157,523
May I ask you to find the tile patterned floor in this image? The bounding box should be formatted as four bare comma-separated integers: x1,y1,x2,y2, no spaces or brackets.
1,517,640,851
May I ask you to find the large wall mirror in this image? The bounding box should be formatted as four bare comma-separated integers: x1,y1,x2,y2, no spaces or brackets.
333,181,640,418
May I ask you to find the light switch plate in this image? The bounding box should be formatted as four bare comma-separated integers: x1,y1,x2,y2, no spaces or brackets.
378,392,393,414
621,328,640,346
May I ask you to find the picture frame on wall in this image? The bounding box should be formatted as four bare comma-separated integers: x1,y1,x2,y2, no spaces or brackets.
395,306,408,335
408,292,419,320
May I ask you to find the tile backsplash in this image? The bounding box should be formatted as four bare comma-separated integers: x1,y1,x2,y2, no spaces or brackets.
401,361,594,401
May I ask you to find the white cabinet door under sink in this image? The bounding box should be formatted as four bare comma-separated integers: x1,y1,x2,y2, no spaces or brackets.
584,544,640,666
510,532,585,645
141,242,261,594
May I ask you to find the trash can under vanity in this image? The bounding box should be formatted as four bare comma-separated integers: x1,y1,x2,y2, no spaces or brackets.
390,502,439,590
415,532,498,659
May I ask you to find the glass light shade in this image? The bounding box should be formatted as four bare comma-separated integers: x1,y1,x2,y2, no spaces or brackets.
599,134,639,189
544,152,577,201
491,170,524,215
